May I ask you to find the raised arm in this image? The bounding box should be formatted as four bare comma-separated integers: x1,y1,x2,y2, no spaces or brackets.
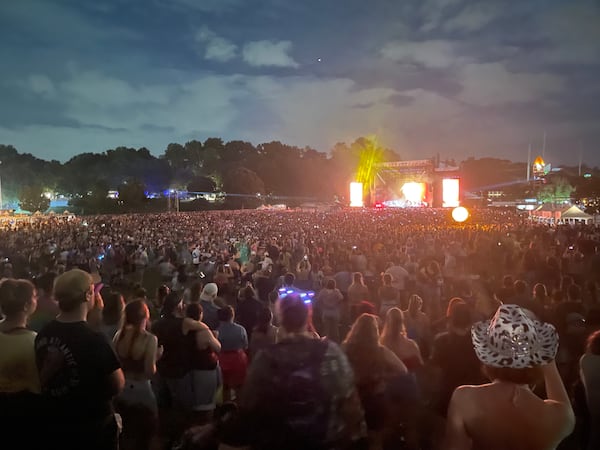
183,316,207,331
542,361,575,435
196,327,222,353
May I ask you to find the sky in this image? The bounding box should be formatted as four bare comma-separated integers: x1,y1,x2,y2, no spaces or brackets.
1,0,599,166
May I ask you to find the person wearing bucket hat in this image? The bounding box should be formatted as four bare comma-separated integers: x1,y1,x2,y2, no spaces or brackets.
444,304,575,450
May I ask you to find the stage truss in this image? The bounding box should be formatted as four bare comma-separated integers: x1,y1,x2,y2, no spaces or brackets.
371,159,460,207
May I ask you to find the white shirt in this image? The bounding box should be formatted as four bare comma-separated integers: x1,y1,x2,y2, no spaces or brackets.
192,248,201,265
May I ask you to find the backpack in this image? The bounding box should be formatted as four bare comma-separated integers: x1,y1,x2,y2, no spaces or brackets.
259,338,331,449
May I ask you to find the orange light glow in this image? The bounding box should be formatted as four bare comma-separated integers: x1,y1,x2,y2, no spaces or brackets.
452,206,469,222
350,182,363,207
442,178,460,207
401,182,425,203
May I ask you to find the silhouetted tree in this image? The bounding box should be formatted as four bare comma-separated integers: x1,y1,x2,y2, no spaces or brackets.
19,185,50,212
187,176,216,193
162,143,188,170
184,140,204,174
118,179,147,211
223,167,265,209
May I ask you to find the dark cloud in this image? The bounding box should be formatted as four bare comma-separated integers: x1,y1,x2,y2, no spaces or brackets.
140,124,177,133
0,0,598,165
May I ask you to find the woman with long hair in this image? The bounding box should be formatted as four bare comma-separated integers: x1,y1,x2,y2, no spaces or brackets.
378,273,399,318
404,294,431,356
113,300,161,449
380,307,423,449
343,314,407,449
100,291,125,341
380,308,423,372
316,278,344,342
348,272,370,322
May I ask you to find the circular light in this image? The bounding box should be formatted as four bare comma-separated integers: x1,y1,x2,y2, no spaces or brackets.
452,206,469,223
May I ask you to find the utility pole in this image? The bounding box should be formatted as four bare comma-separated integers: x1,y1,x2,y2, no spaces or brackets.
579,142,583,177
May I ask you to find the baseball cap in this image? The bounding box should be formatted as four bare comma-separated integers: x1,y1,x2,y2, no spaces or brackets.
53,269,94,312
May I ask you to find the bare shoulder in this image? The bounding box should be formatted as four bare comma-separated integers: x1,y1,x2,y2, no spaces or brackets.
408,338,420,350
451,384,487,404
543,399,576,423
183,317,208,330
449,384,492,421
453,384,478,397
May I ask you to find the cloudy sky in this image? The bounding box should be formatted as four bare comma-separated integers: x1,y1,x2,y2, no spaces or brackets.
1,0,599,166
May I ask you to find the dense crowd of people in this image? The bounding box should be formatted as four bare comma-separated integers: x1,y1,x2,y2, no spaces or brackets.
1,207,600,449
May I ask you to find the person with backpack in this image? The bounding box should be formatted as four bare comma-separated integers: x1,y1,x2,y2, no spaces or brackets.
219,293,367,450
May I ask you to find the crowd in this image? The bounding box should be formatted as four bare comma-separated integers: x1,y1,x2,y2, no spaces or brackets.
1,207,600,449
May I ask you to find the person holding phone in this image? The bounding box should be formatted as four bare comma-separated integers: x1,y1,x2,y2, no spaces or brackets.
86,279,105,332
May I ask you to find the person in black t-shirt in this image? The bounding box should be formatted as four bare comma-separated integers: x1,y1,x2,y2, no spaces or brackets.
235,285,263,340
429,300,484,417
35,269,125,450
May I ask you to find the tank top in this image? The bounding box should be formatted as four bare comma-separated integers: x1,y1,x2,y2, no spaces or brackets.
187,331,218,370
152,316,189,378
0,328,40,393
116,332,151,376
119,355,146,375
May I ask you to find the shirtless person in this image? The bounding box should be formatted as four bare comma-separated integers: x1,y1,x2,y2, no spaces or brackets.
445,304,575,450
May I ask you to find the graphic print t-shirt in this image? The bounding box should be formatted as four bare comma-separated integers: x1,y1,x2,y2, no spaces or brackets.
35,320,121,422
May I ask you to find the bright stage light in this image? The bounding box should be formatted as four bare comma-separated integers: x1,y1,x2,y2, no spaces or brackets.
349,182,363,207
402,182,425,204
452,206,469,223
443,178,460,208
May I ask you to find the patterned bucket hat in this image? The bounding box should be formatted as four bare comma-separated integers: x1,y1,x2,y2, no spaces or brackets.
471,304,558,369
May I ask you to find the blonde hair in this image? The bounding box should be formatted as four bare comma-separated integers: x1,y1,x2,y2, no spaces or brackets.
343,314,380,348
343,314,385,382
380,307,406,348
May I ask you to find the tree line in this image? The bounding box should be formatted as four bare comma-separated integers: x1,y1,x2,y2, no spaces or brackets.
0,139,598,213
